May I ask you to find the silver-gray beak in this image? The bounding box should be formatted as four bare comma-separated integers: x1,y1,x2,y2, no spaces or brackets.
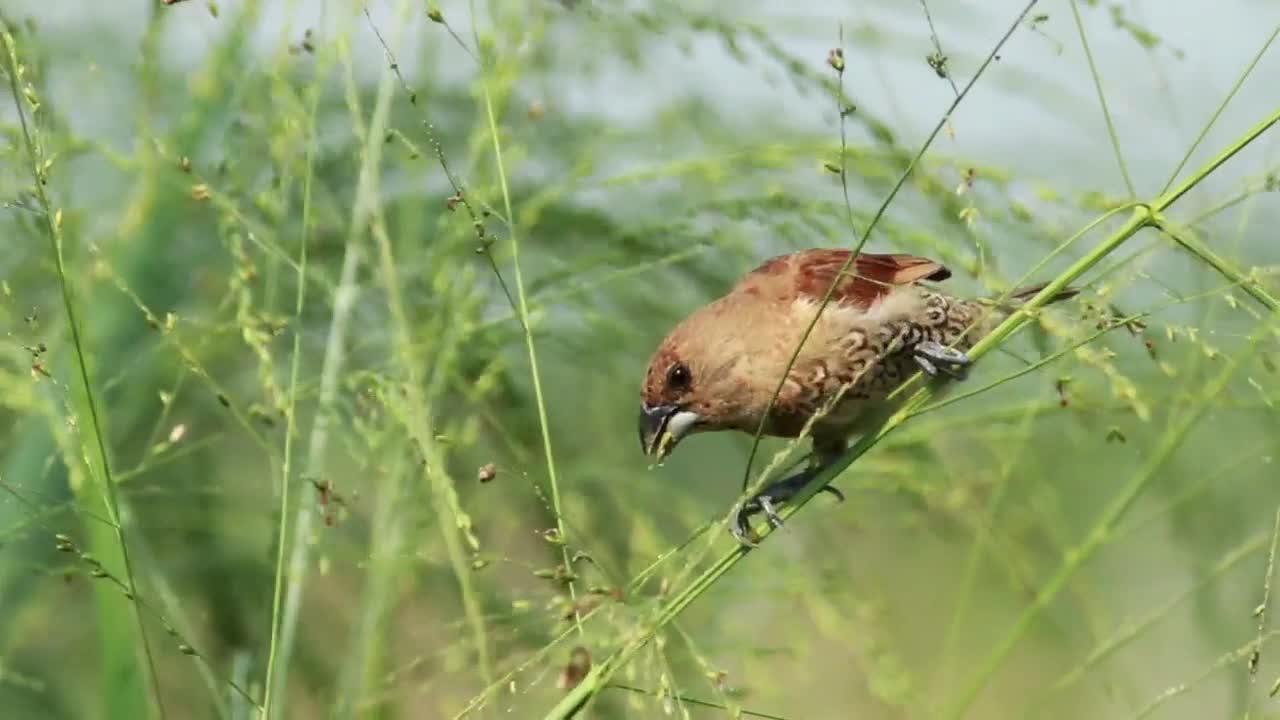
638,403,701,463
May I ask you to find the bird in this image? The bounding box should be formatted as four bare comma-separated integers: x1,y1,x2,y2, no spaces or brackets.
637,248,1077,545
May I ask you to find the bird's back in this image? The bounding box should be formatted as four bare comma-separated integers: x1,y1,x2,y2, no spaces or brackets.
723,249,987,439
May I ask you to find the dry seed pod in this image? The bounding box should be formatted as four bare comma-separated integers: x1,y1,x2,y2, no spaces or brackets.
557,646,591,690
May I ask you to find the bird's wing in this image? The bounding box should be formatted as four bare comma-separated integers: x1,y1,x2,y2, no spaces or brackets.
739,248,951,307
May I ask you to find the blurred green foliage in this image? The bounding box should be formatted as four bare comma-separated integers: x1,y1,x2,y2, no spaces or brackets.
0,1,1278,719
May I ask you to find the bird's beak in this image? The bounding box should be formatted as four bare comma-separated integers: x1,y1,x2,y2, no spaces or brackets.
638,403,701,463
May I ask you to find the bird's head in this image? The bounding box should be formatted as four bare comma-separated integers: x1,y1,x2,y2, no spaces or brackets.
638,302,754,463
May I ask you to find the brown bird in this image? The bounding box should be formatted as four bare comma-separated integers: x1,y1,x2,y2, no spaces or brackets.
637,248,1077,544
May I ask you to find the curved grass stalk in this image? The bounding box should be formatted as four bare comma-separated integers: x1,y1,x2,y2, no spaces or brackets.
1160,23,1280,195
358,1,497,699
939,104,1280,717
607,683,793,720
1070,0,1136,197
451,522,714,718
1151,218,1280,312
915,275,1264,419
1040,532,1265,701
942,323,1268,718
2,27,167,719
1245,509,1280,719
469,0,582,631
263,0,339,711
1135,631,1280,719
936,399,1042,695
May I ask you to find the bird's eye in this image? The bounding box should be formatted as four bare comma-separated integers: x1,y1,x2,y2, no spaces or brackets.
666,362,691,391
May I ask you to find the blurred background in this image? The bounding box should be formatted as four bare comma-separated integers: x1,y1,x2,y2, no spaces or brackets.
1,0,1278,718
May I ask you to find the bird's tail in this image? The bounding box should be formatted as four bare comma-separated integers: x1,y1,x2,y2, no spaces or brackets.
988,282,1079,312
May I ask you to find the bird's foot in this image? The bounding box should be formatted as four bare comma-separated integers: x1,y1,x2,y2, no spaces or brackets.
729,469,845,547
914,340,970,379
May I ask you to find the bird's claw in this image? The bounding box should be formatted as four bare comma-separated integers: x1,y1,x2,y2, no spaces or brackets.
758,496,784,529
729,513,759,547
914,340,970,379
729,471,845,548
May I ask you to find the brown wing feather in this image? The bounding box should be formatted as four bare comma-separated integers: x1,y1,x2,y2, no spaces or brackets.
740,249,950,307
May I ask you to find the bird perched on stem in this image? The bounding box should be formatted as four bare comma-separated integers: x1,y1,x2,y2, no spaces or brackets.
637,248,1077,545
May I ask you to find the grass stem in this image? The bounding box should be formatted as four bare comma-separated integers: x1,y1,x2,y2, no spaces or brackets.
2,26,167,720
